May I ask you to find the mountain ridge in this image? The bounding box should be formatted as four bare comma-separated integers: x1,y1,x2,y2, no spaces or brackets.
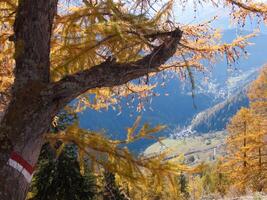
188,68,259,133
79,29,267,152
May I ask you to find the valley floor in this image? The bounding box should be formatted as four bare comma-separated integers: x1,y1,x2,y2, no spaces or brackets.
218,193,267,200
221,197,267,200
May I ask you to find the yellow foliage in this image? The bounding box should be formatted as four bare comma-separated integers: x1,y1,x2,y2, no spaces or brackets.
188,175,204,200
248,65,267,121
225,0,267,24
1,1,267,197
223,67,267,193
1,0,266,115
45,117,195,198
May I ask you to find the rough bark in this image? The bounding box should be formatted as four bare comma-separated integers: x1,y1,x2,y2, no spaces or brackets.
0,1,182,199
50,28,182,109
0,0,58,199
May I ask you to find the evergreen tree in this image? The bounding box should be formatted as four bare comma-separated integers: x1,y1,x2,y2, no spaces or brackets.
179,173,189,199
1,0,267,198
28,112,97,200
29,145,97,200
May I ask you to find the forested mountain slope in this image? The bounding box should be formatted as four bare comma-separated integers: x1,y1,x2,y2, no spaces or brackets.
79,30,267,151
189,69,259,133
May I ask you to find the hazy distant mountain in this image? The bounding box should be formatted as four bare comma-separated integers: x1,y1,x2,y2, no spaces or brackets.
190,91,248,133
79,29,267,152
188,69,258,133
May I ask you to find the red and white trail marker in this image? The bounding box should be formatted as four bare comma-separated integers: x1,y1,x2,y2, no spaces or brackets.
7,152,35,183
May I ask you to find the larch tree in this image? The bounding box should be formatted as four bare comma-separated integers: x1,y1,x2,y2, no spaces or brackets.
224,108,255,193
247,65,267,192
0,0,267,199
248,65,267,133
246,114,267,192
224,67,267,193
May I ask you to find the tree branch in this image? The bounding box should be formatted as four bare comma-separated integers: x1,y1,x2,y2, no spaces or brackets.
49,28,182,108
227,0,267,13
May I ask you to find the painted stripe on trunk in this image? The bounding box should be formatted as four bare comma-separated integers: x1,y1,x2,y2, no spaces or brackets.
7,152,34,183
10,152,34,174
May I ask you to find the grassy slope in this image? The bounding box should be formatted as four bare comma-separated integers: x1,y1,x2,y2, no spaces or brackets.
144,131,227,164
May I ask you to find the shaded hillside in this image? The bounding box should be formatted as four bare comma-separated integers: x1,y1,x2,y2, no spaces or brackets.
190,91,249,133
79,30,267,152
189,69,259,133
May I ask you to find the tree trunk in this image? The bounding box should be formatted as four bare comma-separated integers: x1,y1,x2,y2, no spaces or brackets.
0,0,182,199
243,121,247,168
0,86,60,199
0,0,58,199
